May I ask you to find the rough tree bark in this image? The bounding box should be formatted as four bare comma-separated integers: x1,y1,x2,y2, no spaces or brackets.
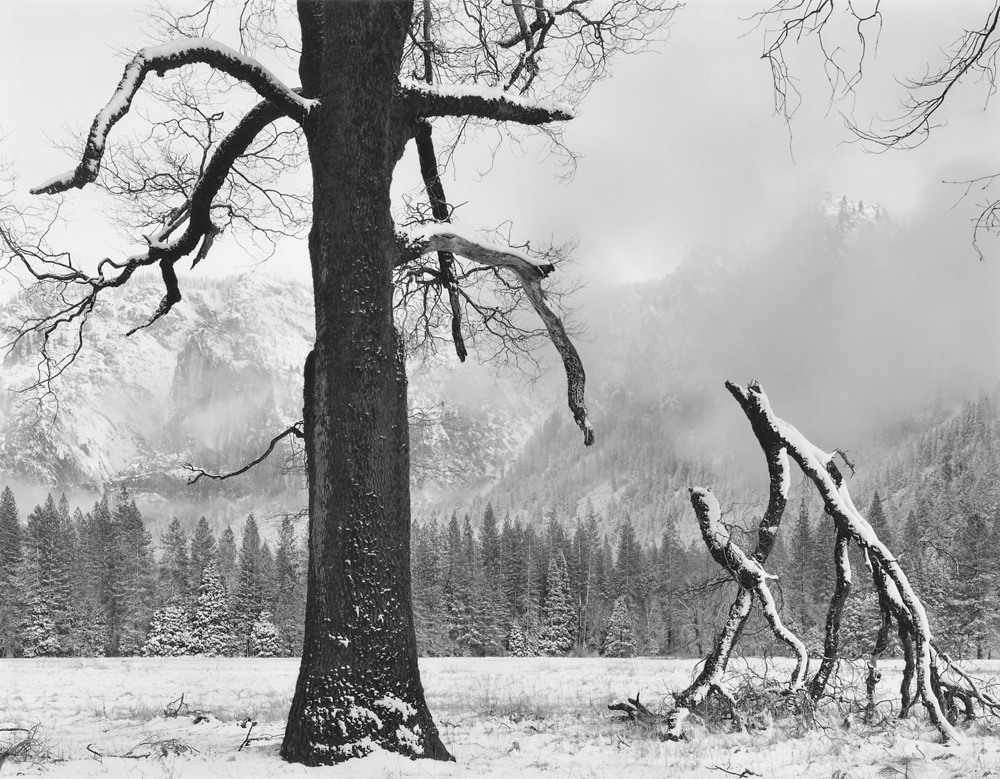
279,3,450,763
8,0,677,764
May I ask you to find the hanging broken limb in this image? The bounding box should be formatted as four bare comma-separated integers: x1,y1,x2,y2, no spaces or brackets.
399,224,593,446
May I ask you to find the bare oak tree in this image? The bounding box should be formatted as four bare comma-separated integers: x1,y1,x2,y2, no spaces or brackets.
0,0,676,766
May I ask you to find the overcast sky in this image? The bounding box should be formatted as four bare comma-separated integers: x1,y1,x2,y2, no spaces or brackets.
4,2,1000,286
4,1,1000,437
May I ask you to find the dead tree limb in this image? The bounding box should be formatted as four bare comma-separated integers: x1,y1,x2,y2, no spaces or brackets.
718,380,960,744
675,389,791,709
183,423,303,484
692,489,808,687
808,529,851,699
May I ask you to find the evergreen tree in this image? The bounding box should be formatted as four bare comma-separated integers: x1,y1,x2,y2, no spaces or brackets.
233,513,264,655
614,516,644,605
217,526,238,592
785,497,815,632
868,491,894,552
0,487,22,584
480,503,501,582
25,493,76,652
571,512,602,650
506,621,532,657
0,487,22,656
602,595,637,658
80,496,117,653
159,518,191,604
538,550,575,656
250,611,283,657
191,564,236,656
189,516,217,589
141,605,194,657
273,516,306,656
943,508,1000,658
19,595,60,658
112,490,155,655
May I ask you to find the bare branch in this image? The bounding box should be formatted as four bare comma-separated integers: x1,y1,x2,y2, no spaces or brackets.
184,423,304,484
401,80,574,124
723,380,960,743
401,224,593,445
5,98,288,394
31,38,313,196
688,487,809,693
414,120,467,362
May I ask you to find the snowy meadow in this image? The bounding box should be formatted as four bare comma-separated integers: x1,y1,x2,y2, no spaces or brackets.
2,656,998,778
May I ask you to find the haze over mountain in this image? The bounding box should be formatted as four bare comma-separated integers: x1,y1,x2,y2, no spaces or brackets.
2,195,999,540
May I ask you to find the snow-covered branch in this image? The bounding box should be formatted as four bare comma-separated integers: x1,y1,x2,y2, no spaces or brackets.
724,380,960,743
400,224,593,446
689,488,808,693
400,80,574,125
404,225,553,279
31,38,312,196
7,98,287,393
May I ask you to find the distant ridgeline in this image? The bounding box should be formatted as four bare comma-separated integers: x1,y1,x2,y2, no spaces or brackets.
0,272,540,522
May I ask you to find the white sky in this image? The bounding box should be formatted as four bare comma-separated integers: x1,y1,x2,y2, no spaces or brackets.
4,2,1000,288
4,0,1000,431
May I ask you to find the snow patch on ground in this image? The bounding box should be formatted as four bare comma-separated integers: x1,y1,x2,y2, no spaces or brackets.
0,656,997,778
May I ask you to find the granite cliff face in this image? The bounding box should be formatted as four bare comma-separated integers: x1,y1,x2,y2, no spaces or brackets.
0,272,542,504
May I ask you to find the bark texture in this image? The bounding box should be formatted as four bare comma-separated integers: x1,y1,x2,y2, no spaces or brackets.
280,1,451,764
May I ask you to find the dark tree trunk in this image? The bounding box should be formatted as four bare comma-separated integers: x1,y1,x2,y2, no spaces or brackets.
808,530,851,700
281,0,451,764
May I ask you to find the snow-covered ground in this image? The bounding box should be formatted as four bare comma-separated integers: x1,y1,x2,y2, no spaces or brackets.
1,656,998,778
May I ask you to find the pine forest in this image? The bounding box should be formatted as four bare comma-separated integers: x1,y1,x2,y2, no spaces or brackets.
3,381,1000,662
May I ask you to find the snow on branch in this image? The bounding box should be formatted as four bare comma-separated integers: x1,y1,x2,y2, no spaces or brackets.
689,487,808,693
8,99,287,393
400,79,574,125
31,38,313,196
404,225,554,278
724,380,960,743
401,224,593,446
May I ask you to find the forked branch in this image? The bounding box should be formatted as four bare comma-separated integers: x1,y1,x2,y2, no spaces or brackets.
32,38,312,196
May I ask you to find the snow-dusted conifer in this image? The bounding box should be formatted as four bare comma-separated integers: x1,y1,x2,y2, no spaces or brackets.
234,513,264,655
0,487,22,656
506,621,532,657
602,595,637,658
18,569,60,658
189,516,217,589
217,526,238,592
273,516,305,655
249,611,283,657
159,518,191,603
538,550,575,656
0,487,21,585
191,563,236,656
142,604,194,656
